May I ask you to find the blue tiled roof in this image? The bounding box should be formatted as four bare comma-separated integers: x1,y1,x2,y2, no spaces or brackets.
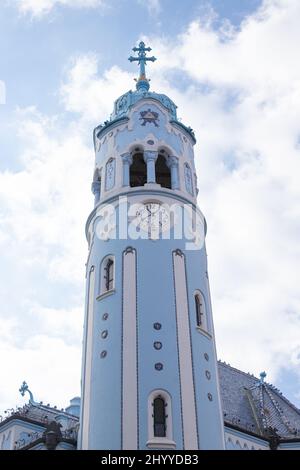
218,361,300,439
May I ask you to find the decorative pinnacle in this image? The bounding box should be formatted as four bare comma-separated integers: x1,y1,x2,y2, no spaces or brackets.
128,41,156,92
260,371,267,383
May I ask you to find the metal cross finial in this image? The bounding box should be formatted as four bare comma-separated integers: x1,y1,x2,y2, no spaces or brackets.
260,371,267,383
128,41,156,91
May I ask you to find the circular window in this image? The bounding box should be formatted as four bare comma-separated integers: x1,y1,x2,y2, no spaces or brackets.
153,323,162,330
207,393,213,401
101,330,108,339
102,313,109,320
205,370,211,380
204,353,209,361
100,350,107,358
155,363,163,371
154,342,162,350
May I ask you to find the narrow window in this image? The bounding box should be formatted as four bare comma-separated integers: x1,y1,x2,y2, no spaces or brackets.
195,294,202,327
104,258,114,292
195,292,208,331
155,153,171,189
100,256,115,294
153,396,166,437
147,390,175,448
130,152,147,187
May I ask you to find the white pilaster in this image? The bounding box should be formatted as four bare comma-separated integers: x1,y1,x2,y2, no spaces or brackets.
81,266,95,450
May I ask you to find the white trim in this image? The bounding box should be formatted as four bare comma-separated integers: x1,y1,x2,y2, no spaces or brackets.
225,430,269,450
147,389,176,450
81,267,95,449
146,438,176,449
122,248,138,450
173,253,198,449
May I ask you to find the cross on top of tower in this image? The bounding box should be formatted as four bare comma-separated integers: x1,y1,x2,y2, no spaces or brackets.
128,41,156,92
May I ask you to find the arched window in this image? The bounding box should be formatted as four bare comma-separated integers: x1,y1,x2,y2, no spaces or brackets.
147,390,175,449
153,397,166,437
104,258,114,291
100,256,115,294
155,153,171,188
195,291,208,332
130,152,147,187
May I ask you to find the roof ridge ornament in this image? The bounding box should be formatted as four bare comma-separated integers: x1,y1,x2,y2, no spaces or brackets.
19,381,38,405
128,41,156,92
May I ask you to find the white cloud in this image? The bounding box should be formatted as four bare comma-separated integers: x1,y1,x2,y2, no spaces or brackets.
0,106,92,411
0,80,6,105
0,332,82,412
12,0,105,17
0,302,83,412
60,54,133,122
0,107,92,284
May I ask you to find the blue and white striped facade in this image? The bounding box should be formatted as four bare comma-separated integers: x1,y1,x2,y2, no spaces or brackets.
78,75,225,450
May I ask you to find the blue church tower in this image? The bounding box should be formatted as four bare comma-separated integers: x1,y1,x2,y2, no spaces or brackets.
78,42,225,450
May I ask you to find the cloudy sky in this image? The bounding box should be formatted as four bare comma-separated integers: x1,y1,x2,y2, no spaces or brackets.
1,0,300,415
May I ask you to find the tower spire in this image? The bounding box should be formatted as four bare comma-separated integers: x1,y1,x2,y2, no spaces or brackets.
128,41,156,92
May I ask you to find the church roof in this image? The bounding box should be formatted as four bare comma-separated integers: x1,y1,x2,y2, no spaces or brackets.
0,401,79,450
218,361,300,440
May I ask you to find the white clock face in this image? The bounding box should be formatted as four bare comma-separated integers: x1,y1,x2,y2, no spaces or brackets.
135,203,170,236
